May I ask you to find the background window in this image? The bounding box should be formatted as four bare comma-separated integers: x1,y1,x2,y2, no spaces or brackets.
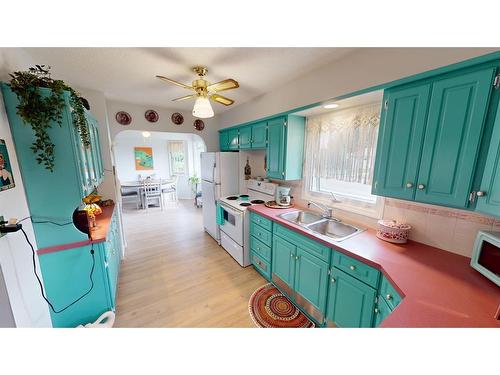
168,140,186,175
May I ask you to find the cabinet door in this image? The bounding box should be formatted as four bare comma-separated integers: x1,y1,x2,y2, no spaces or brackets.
228,128,239,150
219,130,230,151
251,121,267,149
415,67,495,208
326,268,376,328
239,126,252,149
372,84,430,200
476,98,500,216
293,247,329,316
267,117,286,179
272,236,296,289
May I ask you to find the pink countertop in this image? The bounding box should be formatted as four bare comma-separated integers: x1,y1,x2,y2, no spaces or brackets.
248,205,500,327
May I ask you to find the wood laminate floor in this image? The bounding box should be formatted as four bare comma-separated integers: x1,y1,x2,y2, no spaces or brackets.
114,200,265,327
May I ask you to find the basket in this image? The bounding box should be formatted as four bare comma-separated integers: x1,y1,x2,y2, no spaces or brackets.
376,220,411,244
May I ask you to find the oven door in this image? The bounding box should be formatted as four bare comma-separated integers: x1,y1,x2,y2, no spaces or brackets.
219,203,244,246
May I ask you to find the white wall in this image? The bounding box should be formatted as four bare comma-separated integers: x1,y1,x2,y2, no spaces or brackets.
107,99,220,152
114,131,205,199
0,92,51,327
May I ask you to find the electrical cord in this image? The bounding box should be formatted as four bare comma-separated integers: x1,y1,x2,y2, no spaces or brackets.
18,216,73,226
20,228,95,314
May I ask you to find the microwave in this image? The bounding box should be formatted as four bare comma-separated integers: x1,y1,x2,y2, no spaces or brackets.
471,231,500,287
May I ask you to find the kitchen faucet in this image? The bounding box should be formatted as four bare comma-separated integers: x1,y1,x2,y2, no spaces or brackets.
307,192,341,220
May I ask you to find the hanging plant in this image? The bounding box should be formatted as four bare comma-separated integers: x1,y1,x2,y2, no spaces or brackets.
8,65,91,172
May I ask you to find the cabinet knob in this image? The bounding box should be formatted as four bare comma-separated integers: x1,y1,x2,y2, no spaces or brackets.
417,184,425,190
406,182,414,188
331,278,336,283
295,256,300,261
386,294,392,300
290,253,294,258
350,265,356,271
374,308,379,314
476,191,486,197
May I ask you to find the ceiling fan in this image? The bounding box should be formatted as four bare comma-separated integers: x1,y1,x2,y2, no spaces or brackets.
156,66,239,118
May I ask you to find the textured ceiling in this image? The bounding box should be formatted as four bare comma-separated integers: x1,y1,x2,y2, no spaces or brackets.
20,47,355,114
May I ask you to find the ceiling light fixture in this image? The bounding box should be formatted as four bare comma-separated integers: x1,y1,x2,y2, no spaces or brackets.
192,96,214,118
142,131,151,138
323,103,339,109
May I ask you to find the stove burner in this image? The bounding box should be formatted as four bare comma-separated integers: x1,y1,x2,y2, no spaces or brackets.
226,196,238,200
239,194,249,198
250,199,265,204
239,202,252,207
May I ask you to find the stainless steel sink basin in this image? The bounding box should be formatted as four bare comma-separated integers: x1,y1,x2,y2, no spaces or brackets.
278,210,363,241
278,210,324,226
306,219,360,241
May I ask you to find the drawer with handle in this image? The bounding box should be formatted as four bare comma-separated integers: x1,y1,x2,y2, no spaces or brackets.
379,276,402,310
250,222,272,246
250,235,271,262
250,212,273,232
251,251,271,280
332,251,380,288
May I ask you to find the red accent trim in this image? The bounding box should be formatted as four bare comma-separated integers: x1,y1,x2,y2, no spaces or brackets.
37,240,91,255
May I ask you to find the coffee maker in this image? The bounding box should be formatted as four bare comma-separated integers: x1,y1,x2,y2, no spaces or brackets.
275,186,291,206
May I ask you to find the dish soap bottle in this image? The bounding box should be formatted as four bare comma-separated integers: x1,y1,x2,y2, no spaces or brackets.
244,158,252,180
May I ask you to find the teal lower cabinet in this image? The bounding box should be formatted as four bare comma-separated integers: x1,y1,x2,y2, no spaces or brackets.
272,236,296,290
38,208,121,328
325,268,376,328
373,295,392,327
251,251,271,280
250,213,273,280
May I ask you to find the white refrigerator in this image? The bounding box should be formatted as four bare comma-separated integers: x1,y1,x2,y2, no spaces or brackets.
201,152,239,242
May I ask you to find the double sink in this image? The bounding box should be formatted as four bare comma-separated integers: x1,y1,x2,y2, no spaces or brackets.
278,210,363,242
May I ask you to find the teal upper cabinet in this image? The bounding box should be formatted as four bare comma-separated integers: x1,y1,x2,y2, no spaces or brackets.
476,95,500,215
372,84,430,200
373,65,498,210
415,68,495,208
251,121,267,149
267,115,305,180
1,83,105,249
228,128,239,150
219,130,230,151
239,125,252,149
326,268,376,328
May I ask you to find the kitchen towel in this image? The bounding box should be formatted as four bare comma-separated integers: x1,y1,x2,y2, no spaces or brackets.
216,202,225,225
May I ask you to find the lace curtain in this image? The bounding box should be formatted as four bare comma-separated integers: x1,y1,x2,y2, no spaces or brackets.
304,103,381,189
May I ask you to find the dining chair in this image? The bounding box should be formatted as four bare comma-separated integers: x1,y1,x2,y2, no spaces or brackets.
162,175,178,204
120,187,140,209
143,180,163,211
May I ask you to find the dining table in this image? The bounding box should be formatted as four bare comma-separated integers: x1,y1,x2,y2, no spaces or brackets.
121,179,176,209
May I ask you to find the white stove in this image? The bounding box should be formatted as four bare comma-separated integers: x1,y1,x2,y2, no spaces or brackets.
218,179,277,266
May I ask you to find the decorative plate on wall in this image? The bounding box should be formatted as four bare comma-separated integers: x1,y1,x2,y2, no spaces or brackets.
144,110,159,123
115,111,132,125
194,119,205,131
171,112,184,125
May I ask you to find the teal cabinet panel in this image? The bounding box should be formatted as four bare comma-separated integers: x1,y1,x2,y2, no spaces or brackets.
374,295,392,327
372,84,430,199
250,212,273,232
293,247,329,315
272,235,296,289
332,251,380,288
228,128,239,150
415,67,495,208
251,121,267,149
250,235,272,262
38,244,111,328
239,125,252,149
266,116,286,179
326,268,376,328
251,251,271,280
476,97,500,216
283,115,306,180
250,223,272,247
378,275,402,310
219,130,230,151
274,223,330,263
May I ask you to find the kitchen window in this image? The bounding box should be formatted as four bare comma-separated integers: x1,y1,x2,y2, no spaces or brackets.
168,140,187,175
303,102,383,218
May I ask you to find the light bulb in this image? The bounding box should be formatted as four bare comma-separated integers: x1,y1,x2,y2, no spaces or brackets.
192,96,214,118
323,103,339,109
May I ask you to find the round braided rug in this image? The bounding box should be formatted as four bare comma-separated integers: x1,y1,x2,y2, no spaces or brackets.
248,283,315,328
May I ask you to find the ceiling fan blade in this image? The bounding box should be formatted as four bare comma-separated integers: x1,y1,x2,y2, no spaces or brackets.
172,94,197,102
210,94,234,106
156,75,193,90
207,78,239,93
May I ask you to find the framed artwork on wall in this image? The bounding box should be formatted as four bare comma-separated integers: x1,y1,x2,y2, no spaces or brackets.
134,147,154,170
0,139,15,192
